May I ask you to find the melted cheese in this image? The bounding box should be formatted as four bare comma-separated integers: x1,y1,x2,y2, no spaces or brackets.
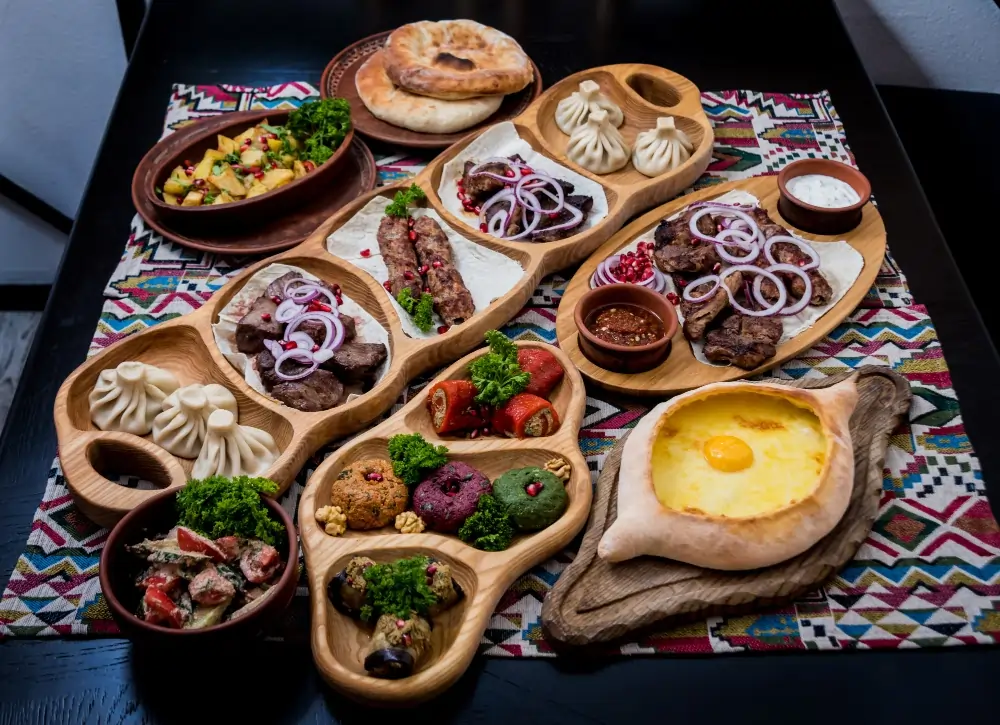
651,392,826,518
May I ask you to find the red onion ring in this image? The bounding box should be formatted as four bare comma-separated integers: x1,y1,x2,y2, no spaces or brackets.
468,157,529,182
760,263,814,315
285,311,345,351
506,204,542,241
283,278,319,303
274,348,318,381
720,265,787,317
275,298,303,323
681,274,722,303
479,188,516,227
688,207,760,245
536,203,583,234
287,331,314,350
515,174,564,213
714,229,760,264
763,235,820,271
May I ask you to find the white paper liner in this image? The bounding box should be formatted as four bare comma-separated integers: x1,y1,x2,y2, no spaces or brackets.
599,190,865,366
326,195,525,339
437,121,610,238
212,263,391,401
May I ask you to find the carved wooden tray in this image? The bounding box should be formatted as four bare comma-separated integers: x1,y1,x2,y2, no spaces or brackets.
540,367,911,647
299,341,590,704
554,175,887,396
55,63,712,527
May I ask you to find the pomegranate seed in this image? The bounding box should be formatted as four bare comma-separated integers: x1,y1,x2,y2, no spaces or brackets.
271,295,281,304
312,344,319,352
480,223,488,232
303,161,315,171
474,206,482,214
283,341,297,350
505,169,515,178
677,278,687,287
667,292,680,305
359,248,371,258
408,230,416,241
332,284,341,292
457,191,466,201
423,286,431,293
456,178,464,187
396,619,406,629
419,265,429,274
260,312,271,321
259,136,267,145
402,633,412,647
470,429,479,439
426,564,437,575
250,166,260,174
432,260,442,269
548,212,559,219
798,259,807,267
194,178,206,188
525,483,539,497
254,172,264,180
403,270,414,280
335,295,343,305
712,263,721,273
383,280,393,291
407,217,415,227
437,325,449,334
185,167,194,175
183,159,192,167
309,302,331,312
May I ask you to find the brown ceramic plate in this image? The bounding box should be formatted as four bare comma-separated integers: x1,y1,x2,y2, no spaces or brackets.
132,114,377,254
321,30,543,149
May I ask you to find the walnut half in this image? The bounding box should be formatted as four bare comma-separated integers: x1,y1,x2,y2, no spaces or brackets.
544,457,571,482
395,511,426,534
316,505,347,536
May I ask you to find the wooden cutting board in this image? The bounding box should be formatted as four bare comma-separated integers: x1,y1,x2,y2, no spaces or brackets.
540,366,912,647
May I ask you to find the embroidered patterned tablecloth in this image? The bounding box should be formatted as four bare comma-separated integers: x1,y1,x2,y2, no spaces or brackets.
2,83,997,654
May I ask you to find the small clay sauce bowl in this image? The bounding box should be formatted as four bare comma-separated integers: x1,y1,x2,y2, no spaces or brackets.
777,158,871,235
140,109,355,231
99,488,298,644
574,283,678,373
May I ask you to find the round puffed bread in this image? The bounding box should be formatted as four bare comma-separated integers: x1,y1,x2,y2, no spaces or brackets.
382,19,534,100
355,51,503,134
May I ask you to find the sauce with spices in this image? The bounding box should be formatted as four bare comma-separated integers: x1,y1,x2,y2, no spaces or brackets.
584,303,665,347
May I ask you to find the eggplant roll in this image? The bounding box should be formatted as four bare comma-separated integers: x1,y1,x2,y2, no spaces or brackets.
376,216,423,299
364,613,432,679
326,556,375,617
412,216,475,326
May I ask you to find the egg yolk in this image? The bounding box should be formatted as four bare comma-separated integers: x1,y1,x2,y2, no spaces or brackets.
703,435,754,472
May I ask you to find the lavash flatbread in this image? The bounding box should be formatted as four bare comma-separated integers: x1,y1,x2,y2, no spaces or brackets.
356,51,503,134
383,19,533,100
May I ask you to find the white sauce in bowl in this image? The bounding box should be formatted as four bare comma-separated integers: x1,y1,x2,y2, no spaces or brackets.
786,174,861,209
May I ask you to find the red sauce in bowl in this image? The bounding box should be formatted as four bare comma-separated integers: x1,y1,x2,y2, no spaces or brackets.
584,303,665,347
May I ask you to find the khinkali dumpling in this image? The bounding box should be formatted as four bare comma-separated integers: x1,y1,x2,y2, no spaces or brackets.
152,383,238,458
89,361,179,435
192,409,278,479
555,80,624,134
632,116,694,177
566,108,630,175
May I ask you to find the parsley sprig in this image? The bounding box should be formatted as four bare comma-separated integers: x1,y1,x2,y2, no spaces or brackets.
467,330,529,407
359,555,438,622
286,98,351,166
385,184,426,217
396,288,435,332
387,433,448,487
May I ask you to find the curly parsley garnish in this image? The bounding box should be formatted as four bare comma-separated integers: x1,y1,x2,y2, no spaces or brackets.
175,476,283,545
387,433,448,487
396,288,435,332
385,183,426,217
467,330,529,407
286,97,351,166
458,495,514,552
359,555,438,622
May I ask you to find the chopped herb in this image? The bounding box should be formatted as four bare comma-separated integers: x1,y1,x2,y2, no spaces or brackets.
203,193,217,204
260,123,286,137
359,555,438,622
458,495,514,552
467,330,530,406
211,163,223,176
155,186,163,196
396,288,435,332
286,97,351,166
175,476,283,545
387,433,448,487
384,184,426,217
223,151,241,165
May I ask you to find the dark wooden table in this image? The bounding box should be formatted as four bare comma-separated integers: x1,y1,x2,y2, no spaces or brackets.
2,1,998,722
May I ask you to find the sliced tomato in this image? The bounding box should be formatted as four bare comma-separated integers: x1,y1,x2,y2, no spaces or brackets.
177,527,226,562
143,588,185,628
240,543,282,584
140,573,180,593
213,536,241,561
188,565,236,606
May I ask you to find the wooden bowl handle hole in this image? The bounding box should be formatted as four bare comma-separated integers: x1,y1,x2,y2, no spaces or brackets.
625,73,682,108
86,438,175,490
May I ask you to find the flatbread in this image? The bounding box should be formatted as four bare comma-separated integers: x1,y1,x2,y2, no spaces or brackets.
383,19,533,100
356,51,503,134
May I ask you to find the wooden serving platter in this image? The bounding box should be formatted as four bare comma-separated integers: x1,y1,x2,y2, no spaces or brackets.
56,63,711,526
540,367,911,647
554,176,888,396
321,30,543,149
299,341,591,705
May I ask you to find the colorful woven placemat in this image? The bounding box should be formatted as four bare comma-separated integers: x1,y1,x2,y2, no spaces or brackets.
2,83,997,654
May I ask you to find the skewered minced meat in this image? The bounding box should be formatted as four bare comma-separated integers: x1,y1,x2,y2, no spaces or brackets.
703,313,783,369
680,270,743,341
413,216,475,326
376,215,423,299
653,209,721,275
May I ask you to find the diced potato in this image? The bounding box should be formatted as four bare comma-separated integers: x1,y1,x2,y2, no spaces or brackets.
210,191,235,205
240,147,264,169
217,135,237,154
163,177,191,196
242,173,255,190
285,135,300,150
163,192,180,205
233,126,255,144
182,190,205,206
170,165,189,181
209,165,247,197
193,150,222,180
246,180,269,198
261,168,295,191
292,160,307,179
267,138,283,153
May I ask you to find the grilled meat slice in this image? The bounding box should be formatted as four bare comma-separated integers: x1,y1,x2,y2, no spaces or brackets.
255,350,345,411
376,215,423,299
323,342,388,385
412,216,475,326
531,195,594,242
265,271,303,300
755,243,833,307
299,315,356,346
680,270,742,341
703,314,782,370
653,209,721,275
462,160,507,203
235,296,282,354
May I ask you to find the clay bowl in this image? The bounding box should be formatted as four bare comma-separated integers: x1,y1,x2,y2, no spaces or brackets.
573,283,678,373
99,488,298,644
777,158,871,235
139,109,356,232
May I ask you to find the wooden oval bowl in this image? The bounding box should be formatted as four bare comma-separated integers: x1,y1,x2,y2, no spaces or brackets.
99,488,298,643
299,341,590,705
138,109,356,229
554,175,888,396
